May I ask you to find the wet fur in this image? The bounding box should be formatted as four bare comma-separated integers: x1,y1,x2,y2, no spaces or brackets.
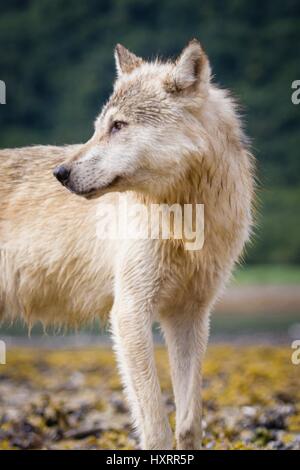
0,40,255,449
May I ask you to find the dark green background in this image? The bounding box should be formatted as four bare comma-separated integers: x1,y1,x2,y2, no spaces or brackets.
0,0,299,264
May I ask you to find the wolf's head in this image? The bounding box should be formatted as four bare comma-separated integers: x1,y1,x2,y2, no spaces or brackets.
53,40,212,201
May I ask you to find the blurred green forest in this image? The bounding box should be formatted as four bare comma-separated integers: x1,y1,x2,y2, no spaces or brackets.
0,0,299,264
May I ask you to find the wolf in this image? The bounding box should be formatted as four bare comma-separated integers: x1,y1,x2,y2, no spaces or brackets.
0,40,254,449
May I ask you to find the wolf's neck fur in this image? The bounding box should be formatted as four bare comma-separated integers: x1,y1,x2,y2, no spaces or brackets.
136,87,253,212
132,91,254,265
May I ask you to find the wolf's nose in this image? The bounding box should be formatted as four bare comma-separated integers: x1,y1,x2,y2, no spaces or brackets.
53,165,71,184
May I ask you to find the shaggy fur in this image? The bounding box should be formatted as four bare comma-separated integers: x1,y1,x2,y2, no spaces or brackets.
0,40,255,449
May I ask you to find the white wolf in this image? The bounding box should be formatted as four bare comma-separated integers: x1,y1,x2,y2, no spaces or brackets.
0,40,254,449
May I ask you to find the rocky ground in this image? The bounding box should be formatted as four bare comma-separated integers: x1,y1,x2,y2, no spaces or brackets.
0,345,299,450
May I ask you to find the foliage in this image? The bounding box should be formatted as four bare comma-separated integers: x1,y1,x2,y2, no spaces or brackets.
234,264,300,284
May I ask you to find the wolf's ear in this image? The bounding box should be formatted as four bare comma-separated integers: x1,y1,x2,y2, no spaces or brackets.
165,39,211,94
114,44,143,77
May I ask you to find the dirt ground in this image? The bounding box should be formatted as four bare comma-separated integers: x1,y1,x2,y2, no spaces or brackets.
0,345,299,450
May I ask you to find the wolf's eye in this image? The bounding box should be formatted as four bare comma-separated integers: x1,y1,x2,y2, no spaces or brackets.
110,120,127,134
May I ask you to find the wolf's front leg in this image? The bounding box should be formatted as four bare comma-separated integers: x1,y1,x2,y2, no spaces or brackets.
160,303,210,450
111,297,172,449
